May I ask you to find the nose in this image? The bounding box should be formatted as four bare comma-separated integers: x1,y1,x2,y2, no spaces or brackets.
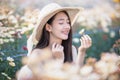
64,23,70,29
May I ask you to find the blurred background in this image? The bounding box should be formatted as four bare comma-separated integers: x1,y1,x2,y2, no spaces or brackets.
0,0,120,79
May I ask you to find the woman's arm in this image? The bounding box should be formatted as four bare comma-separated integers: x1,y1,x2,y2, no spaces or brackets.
76,35,92,67
72,45,85,67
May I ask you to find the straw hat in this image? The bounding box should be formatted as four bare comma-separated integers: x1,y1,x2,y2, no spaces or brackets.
27,3,84,55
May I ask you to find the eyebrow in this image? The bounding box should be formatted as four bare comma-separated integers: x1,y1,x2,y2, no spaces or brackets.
58,19,69,21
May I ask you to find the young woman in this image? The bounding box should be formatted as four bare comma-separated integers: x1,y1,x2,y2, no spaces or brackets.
17,3,92,79
30,11,92,64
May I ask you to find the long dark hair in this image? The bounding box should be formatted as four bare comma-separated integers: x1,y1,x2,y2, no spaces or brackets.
35,11,73,62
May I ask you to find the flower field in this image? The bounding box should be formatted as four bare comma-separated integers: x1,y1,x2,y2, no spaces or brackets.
0,0,120,79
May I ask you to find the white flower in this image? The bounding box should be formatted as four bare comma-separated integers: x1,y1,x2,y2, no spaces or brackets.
1,72,11,80
0,15,7,20
8,10,14,15
0,39,4,44
7,34,12,38
110,31,115,38
79,29,85,35
72,38,79,43
0,52,4,55
8,15,18,24
1,72,8,77
9,38,15,42
102,27,109,33
3,39,9,43
7,57,14,62
9,61,16,67
9,31,15,34
21,27,29,33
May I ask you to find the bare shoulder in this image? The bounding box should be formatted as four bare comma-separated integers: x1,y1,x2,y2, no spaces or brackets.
28,48,43,58
28,48,52,64
32,48,42,54
27,49,43,64
30,48,51,57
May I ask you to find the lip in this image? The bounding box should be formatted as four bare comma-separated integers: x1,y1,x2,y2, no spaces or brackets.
62,30,69,35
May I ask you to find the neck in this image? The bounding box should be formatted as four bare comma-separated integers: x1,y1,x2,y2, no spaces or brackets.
48,36,62,49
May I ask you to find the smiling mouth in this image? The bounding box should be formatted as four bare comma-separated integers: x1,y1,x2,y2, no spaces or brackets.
62,31,69,35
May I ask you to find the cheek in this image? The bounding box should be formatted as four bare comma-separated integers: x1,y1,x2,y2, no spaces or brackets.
52,28,61,34
52,27,62,37
52,24,62,32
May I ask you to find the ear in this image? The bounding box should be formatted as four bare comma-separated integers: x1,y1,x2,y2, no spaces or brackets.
45,23,52,32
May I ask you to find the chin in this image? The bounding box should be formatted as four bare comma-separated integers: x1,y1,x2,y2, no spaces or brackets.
60,35,68,40
62,37,68,40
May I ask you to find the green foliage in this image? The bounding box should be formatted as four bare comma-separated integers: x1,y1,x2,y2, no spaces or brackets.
0,34,27,79
73,26,120,60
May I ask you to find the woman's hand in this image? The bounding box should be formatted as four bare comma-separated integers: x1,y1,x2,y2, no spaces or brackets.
76,35,92,67
78,35,92,53
52,43,64,60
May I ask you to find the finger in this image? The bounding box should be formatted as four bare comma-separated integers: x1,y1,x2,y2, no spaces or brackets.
86,35,92,41
82,35,87,46
83,35,91,42
52,43,55,48
85,35,92,45
80,38,82,44
56,44,60,49
81,36,85,47
52,42,57,50
84,35,88,41
60,45,64,51
58,45,64,51
84,35,91,47
84,35,89,43
85,35,92,47
83,35,89,47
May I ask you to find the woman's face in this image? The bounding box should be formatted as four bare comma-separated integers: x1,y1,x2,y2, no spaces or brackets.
49,12,71,40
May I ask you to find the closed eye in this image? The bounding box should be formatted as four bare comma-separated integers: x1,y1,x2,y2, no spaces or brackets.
59,23,64,25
